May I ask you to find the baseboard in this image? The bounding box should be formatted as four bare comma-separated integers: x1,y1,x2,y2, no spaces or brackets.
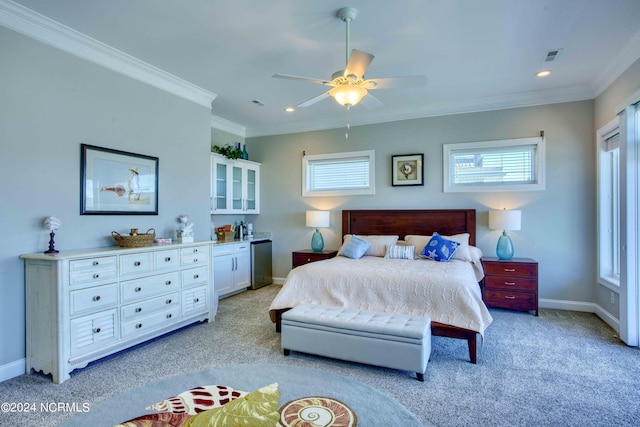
539,298,620,333
272,277,286,285
0,358,25,383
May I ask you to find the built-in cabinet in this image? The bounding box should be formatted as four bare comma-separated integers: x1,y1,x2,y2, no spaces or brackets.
212,242,251,298
20,243,214,383
211,154,260,214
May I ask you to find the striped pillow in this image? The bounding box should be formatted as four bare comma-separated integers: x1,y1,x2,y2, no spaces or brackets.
384,244,415,260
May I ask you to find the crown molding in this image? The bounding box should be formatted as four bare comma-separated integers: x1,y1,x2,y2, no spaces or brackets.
0,0,216,108
210,115,246,137
245,85,595,137
591,28,640,97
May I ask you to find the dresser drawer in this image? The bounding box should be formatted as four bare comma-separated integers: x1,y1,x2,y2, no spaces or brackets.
484,276,537,292
69,256,117,286
121,308,180,339
180,245,209,266
120,252,154,276
182,266,208,289
70,283,118,315
483,262,536,277
121,292,180,321
154,249,180,270
121,272,180,303
70,309,118,356
182,285,209,317
484,289,536,312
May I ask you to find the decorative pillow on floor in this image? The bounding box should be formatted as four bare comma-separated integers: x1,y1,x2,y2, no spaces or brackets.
419,232,460,262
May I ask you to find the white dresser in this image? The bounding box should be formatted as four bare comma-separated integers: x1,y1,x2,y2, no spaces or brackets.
20,242,215,383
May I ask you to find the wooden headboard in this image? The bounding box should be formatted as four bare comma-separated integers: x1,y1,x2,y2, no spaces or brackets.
342,209,476,246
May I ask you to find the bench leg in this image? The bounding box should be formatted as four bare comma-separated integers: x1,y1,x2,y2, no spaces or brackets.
416,372,425,382
283,349,290,356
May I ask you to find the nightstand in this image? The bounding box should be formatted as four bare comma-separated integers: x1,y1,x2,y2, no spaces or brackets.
481,257,538,316
292,249,338,268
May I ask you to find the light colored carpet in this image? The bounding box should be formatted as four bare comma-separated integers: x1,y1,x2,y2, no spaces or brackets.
1,284,639,427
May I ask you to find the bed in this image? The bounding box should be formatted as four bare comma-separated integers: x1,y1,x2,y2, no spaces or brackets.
269,209,493,363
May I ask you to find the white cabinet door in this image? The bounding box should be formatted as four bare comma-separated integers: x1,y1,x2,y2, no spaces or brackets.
211,154,260,214
233,243,251,289
243,162,260,214
211,154,231,213
213,252,234,296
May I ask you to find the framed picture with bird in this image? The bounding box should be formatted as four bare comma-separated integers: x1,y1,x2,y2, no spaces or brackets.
392,154,423,186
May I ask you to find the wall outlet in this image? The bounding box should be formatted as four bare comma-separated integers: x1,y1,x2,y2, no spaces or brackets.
611,291,615,305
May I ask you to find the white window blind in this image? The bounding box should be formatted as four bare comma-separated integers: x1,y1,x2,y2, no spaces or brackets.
443,137,545,192
303,150,375,197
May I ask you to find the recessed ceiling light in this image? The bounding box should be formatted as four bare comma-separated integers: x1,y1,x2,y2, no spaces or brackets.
285,107,295,112
536,70,551,78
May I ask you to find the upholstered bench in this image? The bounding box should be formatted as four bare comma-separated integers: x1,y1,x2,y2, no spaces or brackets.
281,304,431,381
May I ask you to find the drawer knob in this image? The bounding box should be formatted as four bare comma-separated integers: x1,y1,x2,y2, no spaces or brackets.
166,299,172,304
135,307,142,313
194,298,200,303
92,261,99,266
134,261,141,266
165,280,172,285
307,258,311,262
93,274,100,279
135,287,142,292
194,274,199,279
136,323,142,329
166,313,172,319
93,327,101,334
93,295,101,302
165,257,171,262
193,258,198,263
193,248,198,253
504,268,516,272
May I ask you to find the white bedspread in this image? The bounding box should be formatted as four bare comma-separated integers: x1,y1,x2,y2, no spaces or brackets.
269,256,493,335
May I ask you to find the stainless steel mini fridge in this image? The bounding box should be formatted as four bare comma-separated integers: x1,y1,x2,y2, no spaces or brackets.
250,239,272,289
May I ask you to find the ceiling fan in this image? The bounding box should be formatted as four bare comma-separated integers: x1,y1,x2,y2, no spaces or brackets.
273,7,427,109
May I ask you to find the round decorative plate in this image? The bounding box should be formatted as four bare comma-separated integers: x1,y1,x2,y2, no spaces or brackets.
279,396,357,427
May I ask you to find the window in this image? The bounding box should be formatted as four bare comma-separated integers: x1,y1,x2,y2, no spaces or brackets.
597,117,620,288
443,136,545,192
303,150,375,197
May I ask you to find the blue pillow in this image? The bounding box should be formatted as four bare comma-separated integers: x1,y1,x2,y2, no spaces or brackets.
340,235,371,259
419,232,460,262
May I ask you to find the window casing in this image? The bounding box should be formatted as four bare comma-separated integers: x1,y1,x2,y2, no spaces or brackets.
597,117,621,288
303,150,375,197
443,137,545,192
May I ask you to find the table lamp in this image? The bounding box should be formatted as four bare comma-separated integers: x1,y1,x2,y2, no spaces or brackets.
488,209,521,260
306,210,330,252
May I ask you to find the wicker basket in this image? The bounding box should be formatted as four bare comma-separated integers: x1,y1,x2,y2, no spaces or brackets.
216,230,236,241
112,228,156,248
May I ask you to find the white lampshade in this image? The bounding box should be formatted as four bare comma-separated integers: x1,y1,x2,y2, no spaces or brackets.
306,210,330,228
489,209,521,231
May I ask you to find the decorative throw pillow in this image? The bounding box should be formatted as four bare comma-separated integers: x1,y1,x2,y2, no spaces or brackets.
384,244,415,260
339,235,371,259
419,232,460,262
340,234,399,257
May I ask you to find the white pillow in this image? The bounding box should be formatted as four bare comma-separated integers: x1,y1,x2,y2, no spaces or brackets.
340,234,399,257
405,233,473,262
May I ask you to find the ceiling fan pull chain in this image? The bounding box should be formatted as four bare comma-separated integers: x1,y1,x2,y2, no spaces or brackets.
345,107,351,139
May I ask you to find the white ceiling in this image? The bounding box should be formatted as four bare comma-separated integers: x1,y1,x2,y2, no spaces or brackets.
5,0,640,137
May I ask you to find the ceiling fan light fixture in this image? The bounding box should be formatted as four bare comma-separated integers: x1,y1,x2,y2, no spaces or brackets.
329,85,368,107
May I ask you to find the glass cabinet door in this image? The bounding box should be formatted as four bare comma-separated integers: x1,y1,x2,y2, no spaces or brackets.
214,161,228,211
245,168,256,211
232,164,243,211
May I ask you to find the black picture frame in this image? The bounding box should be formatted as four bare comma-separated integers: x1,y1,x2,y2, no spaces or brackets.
80,144,159,215
392,154,424,186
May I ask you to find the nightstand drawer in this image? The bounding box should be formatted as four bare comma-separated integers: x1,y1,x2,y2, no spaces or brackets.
483,262,536,277
485,276,537,292
484,290,536,311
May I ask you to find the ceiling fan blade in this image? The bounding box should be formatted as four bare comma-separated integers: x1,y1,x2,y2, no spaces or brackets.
344,49,374,79
297,91,331,107
365,75,427,90
359,93,383,110
272,74,332,86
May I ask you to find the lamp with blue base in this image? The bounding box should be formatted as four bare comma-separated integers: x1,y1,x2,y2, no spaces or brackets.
489,209,521,260
306,210,330,252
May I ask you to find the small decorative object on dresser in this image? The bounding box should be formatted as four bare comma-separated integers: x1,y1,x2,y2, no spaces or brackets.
177,214,194,243
43,216,61,254
482,257,538,316
292,249,338,268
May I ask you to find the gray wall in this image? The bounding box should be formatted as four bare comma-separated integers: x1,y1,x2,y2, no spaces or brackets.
0,28,212,370
248,100,597,307
593,57,640,319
